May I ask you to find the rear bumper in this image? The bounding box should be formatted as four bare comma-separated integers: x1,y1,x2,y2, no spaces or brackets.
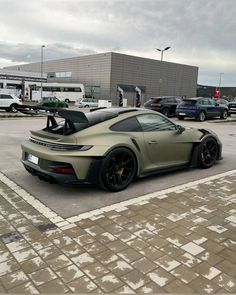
22,160,82,185
176,109,198,118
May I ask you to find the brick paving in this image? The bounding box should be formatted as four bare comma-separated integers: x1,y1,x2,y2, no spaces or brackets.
0,170,236,294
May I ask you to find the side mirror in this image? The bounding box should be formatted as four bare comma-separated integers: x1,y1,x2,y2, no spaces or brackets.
176,125,185,134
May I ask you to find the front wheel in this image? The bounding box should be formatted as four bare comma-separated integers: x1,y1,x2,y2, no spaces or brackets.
196,137,219,169
65,99,70,103
98,148,137,191
178,115,185,120
220,109,228,119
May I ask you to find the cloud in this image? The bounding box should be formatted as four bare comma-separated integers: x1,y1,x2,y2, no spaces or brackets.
0,0,236,85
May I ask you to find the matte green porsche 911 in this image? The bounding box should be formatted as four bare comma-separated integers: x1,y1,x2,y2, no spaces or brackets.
21,107,222,191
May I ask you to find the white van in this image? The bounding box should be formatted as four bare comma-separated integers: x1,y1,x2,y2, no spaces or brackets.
0,93,22,112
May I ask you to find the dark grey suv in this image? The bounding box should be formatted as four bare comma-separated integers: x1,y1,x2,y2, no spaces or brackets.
144,96,182,117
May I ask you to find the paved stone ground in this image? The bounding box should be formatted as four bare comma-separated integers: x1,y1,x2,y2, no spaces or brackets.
0,170,236,294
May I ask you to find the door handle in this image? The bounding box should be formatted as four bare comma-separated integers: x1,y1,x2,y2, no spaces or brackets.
148,140,158,144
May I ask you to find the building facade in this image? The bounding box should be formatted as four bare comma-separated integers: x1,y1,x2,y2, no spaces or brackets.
6,52,198,105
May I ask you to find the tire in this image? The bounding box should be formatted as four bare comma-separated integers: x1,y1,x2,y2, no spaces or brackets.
65,99,70,103
178,115,185,120
220,109,228,119
98,148,137,191
84,105,89,108
162,108,170,117
198,111,206,122
196,137,219,169
9,104,18,113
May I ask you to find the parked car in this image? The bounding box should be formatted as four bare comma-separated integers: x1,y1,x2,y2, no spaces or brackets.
176,97,228,121
0,93,22,112
37,97,68,108
218,98,229,106
228,101,236,116
75,98,98,108
19,107,222,192
144,96,182,117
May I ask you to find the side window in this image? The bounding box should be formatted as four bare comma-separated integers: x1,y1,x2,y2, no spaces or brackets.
176,98,182,103
2,94,13,99
167,98,175,103
110,117,142,132
137,114,176,132
202,99,210,105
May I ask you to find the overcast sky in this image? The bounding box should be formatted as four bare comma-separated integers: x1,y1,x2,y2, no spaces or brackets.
0,0,236,86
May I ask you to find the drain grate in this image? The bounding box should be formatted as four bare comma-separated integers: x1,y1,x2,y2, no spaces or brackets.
0,232,23,244
37,223,57,233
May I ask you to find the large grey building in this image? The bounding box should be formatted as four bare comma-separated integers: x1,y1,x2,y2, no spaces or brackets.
6,52,198,105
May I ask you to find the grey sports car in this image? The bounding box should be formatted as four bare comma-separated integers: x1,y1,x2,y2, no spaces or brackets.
20,107,222,191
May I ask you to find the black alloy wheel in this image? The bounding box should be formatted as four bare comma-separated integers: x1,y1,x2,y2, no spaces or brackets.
99,148,136,191
162,108,170,117
10,104,18,113
197,137,218,168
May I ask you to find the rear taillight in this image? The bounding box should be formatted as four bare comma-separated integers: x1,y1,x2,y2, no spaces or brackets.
151,103,162,107
50,166,75,174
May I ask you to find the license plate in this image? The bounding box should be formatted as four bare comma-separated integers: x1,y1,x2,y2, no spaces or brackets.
179,112,186,115
26,153,39,165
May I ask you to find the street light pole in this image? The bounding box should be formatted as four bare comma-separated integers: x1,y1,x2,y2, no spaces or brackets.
156,46,171,61
40,45,45,99
155,47,171,95
218,72,224,89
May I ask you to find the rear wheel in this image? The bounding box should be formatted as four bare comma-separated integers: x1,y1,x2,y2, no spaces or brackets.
9,104,18,113
65,99,70,103
197,137,218,168
162,108,170,117
178,115,185,120
198,111,206,121
220,109,228,119
98,148,137,191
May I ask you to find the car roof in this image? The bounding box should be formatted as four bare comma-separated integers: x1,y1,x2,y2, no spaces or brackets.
184,97,211,101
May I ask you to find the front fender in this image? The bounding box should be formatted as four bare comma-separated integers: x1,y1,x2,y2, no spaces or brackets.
190,133,223,167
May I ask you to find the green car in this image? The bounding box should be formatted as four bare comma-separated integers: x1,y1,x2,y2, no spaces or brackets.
21,108,222,191
37,97,68,108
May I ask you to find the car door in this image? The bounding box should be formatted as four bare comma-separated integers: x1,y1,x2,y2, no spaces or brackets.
136,114,193,168
208,99,221,117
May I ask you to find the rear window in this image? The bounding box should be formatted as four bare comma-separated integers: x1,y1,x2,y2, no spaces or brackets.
151,98,163,103
74,111,117,131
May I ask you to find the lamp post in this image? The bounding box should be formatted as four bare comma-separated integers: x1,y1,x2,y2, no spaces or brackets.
156,46,171,61
40,45,45,99
218,72,224,89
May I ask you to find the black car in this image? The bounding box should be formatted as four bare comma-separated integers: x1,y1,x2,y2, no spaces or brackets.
228,101,236,116
176,97,228,121
144,96,182,117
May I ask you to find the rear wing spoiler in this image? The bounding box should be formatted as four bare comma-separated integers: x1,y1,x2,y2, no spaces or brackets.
15,104,88,123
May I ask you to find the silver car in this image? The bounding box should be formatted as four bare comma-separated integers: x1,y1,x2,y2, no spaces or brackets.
76,98,98,108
